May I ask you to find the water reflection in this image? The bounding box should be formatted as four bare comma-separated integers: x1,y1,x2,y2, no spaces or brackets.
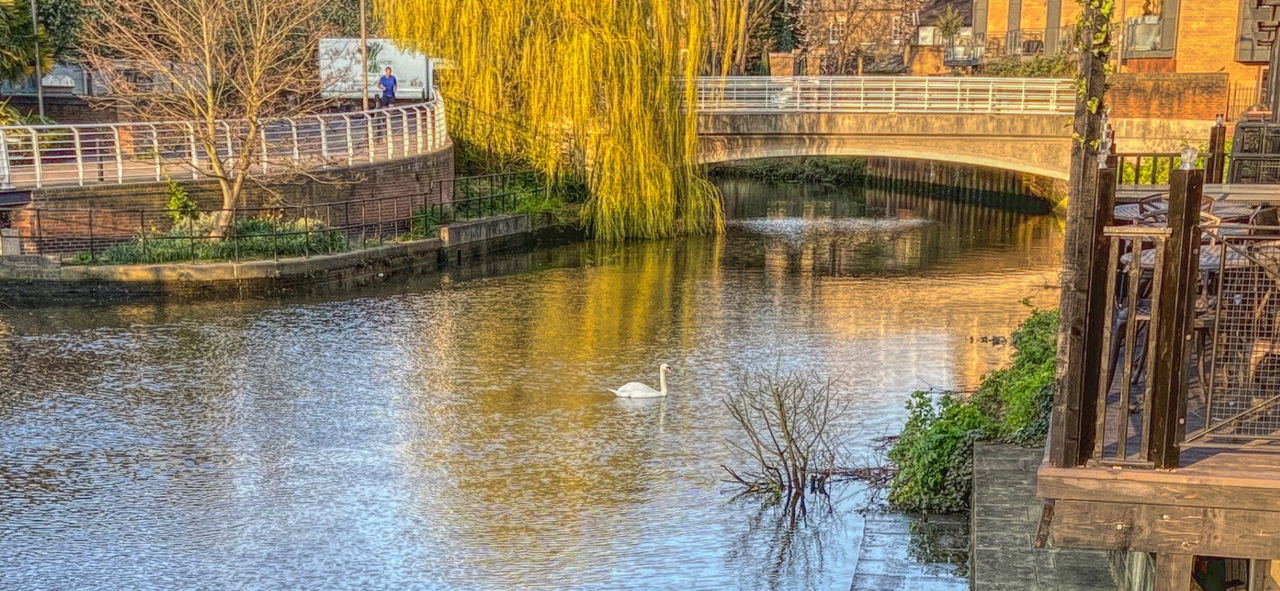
0,178,1061,590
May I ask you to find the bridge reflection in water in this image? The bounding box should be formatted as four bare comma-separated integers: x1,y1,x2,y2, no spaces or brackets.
719,176,1060,275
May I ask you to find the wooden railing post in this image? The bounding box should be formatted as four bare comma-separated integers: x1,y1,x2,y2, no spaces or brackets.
1147,154,1204,469
1049,21,1109,467
1206,115,1228,184
1078,151,1119,461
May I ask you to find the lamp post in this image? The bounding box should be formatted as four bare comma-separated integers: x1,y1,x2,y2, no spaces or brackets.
29,0,44,119
359,0,369,111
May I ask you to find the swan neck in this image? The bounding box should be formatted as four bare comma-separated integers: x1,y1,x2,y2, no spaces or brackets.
659,367,667,395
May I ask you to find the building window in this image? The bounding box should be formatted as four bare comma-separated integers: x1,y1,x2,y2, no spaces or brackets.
829,19,846,45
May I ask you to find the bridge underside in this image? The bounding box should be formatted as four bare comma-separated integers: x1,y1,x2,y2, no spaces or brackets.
697,112,1074,181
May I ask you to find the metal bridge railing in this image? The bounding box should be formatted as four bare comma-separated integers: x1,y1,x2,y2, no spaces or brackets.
0,97,449,190
691,76,1075,115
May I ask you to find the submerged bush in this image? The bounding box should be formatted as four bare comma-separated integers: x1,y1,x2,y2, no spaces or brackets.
887,308,1060,513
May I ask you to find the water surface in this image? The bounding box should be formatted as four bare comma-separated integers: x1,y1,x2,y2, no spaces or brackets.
0,178,1061,590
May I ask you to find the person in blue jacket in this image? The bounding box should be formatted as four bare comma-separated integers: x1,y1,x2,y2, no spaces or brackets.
377,67,397,108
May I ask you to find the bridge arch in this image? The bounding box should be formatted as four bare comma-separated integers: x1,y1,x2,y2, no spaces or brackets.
696,111,1073,181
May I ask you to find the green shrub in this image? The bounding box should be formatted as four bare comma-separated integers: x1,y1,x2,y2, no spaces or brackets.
165,178,199,225
888,390,991,513
70,214,347,265
708,157,867,184
981,53,1076,78
400,182,567,242
513,188,566,220
407,206,452,239
1120,143,1231,185
887,308,1060,513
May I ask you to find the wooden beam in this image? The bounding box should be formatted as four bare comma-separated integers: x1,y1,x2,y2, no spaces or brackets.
1081,157,1118,459
1038,463,1280,513
1048,5,1111,468
1148,167,1203,468
1048,499,1280,559
1207,120,1228,185
1155,553,1193,591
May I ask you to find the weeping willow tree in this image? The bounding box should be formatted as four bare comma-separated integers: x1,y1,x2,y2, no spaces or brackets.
378,0,747,241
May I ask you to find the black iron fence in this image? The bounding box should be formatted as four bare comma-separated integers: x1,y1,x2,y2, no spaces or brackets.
6,171,542,265
1190,226,1280,450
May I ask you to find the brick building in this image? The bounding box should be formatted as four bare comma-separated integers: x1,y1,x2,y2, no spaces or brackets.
966,0,1267,116
787,0,925,74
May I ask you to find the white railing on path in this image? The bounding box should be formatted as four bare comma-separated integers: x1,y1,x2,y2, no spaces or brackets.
692,76,1075,115
0,96,449,190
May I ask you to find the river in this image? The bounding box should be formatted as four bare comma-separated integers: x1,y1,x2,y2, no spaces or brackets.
0,177,1062,590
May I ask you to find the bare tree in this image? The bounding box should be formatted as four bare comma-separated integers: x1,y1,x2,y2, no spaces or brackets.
799,0,923,74
708,0,781,74
81,0,335,238
722,368,861,514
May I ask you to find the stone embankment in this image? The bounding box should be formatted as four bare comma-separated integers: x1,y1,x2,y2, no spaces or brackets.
0,214,579,305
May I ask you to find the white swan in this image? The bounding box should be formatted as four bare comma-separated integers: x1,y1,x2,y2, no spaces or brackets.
609,364,670,398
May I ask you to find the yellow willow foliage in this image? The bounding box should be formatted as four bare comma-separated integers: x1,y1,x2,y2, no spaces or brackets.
378,0,746,241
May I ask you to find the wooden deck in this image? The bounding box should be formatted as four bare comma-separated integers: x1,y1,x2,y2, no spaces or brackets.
1037,451,1280,558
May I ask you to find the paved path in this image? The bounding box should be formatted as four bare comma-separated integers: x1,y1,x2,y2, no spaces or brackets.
971,442,1116,591
849,513,968,591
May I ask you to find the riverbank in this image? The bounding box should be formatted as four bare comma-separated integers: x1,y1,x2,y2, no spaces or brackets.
707,157,866,184
0,213,585,306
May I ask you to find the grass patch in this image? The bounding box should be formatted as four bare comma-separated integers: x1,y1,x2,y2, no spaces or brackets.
887,307,1059,513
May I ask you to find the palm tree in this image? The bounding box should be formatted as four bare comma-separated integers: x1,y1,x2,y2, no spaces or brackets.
0,0,54,88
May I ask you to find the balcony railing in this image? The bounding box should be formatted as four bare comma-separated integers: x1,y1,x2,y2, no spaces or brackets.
1096,221,1280,459
943,24,1120,67
1091,157,1280,465
0,97,449,190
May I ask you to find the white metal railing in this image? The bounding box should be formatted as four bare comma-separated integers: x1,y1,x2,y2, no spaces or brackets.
0,96,449,190
691,76,1075,115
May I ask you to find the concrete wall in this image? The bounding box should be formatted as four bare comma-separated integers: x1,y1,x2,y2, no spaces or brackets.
698,111,1074,179
11,146,455,254
698,111,1215,179
1110,118,1218,153
0,214,566,305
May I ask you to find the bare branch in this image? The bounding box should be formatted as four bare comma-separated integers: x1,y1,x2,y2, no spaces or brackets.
81,0,337,237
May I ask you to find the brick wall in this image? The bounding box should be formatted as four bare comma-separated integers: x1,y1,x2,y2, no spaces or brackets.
6,96,121,124
9,146,454,254
1175,0,1260,88
986,0,1008,37
1122,58,1177,74
1019,2,1046,31
1108,72,1228,121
